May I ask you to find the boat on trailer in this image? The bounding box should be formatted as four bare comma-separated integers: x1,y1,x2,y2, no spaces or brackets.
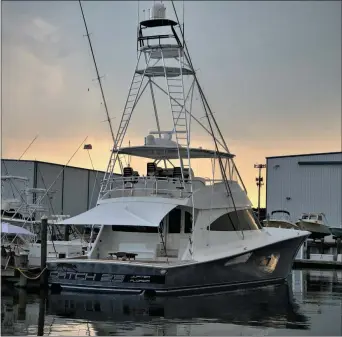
47,1,309,295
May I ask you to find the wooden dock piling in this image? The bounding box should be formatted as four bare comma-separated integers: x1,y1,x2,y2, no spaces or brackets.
40,216,48,288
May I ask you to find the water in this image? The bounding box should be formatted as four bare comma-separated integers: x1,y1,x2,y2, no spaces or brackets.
1,270,342,336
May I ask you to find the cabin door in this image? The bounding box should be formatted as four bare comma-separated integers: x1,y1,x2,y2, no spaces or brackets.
165,208,193,258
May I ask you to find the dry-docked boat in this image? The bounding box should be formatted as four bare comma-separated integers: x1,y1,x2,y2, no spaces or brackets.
296,213,331,241
47,1,309,295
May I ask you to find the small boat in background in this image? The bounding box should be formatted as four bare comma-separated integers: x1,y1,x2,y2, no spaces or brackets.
296,213,331,241
263,210,299,230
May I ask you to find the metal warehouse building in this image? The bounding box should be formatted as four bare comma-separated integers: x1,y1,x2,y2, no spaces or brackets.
1,159,109,217
266,152,342,227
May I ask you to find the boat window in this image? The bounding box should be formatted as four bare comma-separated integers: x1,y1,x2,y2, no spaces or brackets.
168,208,181,233
309,215,317,220
318,215,323,221
184,211,192,233
209,209,262,231
112,225,158,233
302,215,308,220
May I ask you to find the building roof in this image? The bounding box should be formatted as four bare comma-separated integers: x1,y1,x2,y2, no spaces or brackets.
266,151,342,160
1,158,107,174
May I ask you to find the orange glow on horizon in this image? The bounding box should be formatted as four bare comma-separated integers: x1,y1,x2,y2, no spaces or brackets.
2,135,341,208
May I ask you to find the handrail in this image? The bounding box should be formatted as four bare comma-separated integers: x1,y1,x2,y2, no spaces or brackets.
101,176,225,187
99,175,237,200
101,187,192,200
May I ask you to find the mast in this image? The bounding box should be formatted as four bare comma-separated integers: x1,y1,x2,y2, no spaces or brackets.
100,1,195,195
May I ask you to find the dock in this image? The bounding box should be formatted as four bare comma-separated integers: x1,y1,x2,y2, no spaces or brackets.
1,266,43,289
294,237,342,270
293,259,342,270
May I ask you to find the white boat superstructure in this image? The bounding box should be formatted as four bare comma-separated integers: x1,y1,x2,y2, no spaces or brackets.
47,1,309,294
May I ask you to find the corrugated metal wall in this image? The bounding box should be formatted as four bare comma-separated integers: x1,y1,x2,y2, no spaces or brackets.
1,159,108,217
62,166,88,217
266,152,342,227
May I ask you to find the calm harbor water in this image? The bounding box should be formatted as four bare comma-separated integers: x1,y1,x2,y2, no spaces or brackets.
1,270,342,336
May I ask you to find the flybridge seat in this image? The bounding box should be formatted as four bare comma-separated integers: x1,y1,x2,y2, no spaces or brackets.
123,167,139,177
122,164,192,180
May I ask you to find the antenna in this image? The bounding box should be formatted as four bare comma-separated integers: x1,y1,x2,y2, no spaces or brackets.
78,1,115,143
137,0,140,60
182,0,185,45
19,134,39,160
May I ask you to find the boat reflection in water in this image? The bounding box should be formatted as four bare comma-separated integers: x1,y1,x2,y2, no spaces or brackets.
47,282,309,332
3,271,342,335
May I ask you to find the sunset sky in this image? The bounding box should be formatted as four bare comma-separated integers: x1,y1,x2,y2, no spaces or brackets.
2,1,341,207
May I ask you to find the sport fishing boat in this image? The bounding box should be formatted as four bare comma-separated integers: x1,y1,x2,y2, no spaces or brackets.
295,213,331,241
263,210,299,230
47,1,309,295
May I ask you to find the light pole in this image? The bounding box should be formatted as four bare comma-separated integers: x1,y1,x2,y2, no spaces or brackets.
254,163,266,221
